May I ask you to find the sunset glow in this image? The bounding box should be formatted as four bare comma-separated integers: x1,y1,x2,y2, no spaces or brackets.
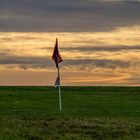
0,0,140,85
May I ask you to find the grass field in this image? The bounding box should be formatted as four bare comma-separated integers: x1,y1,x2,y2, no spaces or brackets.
0,86,140,140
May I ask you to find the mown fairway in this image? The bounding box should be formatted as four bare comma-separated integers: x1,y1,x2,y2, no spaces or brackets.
0,86,140,140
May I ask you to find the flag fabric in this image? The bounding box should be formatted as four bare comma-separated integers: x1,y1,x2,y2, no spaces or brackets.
54,77,60,87
52,38,63,68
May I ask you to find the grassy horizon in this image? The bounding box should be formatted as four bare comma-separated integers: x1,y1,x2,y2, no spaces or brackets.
0,86,140,140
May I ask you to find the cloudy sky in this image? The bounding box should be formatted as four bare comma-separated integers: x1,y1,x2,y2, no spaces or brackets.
0,0,140,86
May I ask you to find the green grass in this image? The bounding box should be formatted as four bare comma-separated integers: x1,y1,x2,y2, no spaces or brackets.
0,86,140,140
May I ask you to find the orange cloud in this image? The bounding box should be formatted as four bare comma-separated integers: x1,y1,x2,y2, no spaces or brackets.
0,26,140,85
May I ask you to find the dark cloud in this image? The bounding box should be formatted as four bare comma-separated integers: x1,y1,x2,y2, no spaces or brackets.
93,59,130,69
0,52,131,70
0,0,140,32
64,59,130,70
0,52,52,69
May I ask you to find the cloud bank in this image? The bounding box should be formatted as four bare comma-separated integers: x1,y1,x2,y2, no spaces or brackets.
0,0,140,32
0,26,140,85
0,0,140,85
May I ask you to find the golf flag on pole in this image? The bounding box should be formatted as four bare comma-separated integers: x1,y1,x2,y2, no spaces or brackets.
52,38,63,68
52,38,63,111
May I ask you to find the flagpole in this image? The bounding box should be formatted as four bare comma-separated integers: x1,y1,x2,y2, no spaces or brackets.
58,63,62,111
52,38,63,111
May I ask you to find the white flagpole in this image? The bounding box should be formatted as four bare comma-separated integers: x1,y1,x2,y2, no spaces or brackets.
57,60,62,111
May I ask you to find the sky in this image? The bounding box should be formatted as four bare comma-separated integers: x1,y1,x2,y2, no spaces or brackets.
0,0,140,86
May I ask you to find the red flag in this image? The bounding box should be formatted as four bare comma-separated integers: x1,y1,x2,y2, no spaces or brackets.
52,38,63,68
